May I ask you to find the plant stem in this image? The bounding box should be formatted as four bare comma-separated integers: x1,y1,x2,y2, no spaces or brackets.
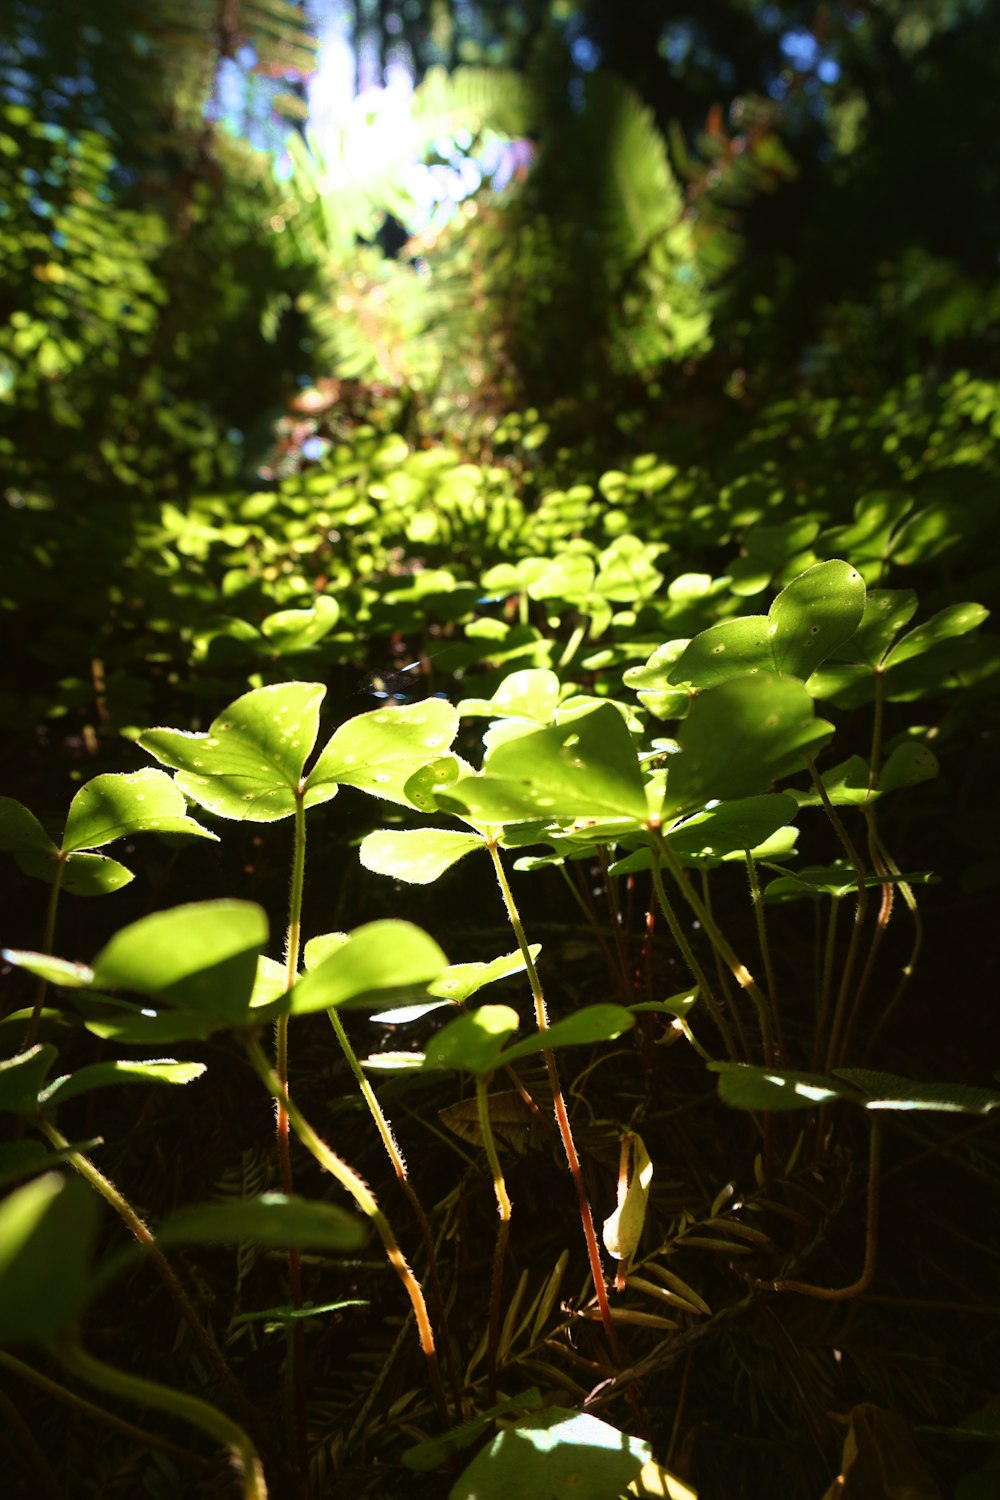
752,1120,881,1301
648,855,738,1060
277,793,308,1481
803,755,870,1076
24,858,65,1048
326,1004,461,1416
243,1036,448,1424
745,852,785,1063
476,1074,512,1402
54,1339,266,1499
35,1118,256,1435
0,1350,213,1472
485,840,624,1365
652,832,773,1067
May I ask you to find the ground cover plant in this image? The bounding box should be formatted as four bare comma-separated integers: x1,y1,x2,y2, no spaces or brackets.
3,2,1000,1496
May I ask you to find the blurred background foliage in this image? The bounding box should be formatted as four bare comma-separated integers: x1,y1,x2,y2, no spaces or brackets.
1,0,997,500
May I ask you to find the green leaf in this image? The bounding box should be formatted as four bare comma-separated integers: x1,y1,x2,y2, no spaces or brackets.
83,1011,219,1045
711,1062,850,1111
359,827,484,884
664,794,798,862
423,1004,520,1075
287,921,447,1015
0,1173,99,1344
90,901,268,1024
0,1046,57,1113
449,1408,651,1500
883,603,988,671
788,755,872,808
427,947,540,1004
2,951,92,988
62,770,217,853
768,560,866,679
835,1069,1000,1114
38,1059,207,1108
763,865,934,902
838,589,918,666
878,742,938,792
156,1193,367,1251
664,676,834,817
668,617,771,690
499,1005,635,1066
440,704,649,827
139,682,327,822
458,669,562,722
258,594,340,654
403,1390,544,1472
0,798,55,857
11,846,135,896
306,698,459,808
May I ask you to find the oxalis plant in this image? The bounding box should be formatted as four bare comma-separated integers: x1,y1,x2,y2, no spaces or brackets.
0,557,997,1499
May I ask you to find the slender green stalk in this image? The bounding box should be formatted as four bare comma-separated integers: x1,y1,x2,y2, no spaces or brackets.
0,1350,213,1472
648,855,738,1060
35,1118,256,1435
476,1075,512,1402
802,755,870,1076
54,1339,266,1498
744,851,785,1063
810,897,840,1073
243,1037,448,1425
485,840,624,1364
652,832,773,1066
860,836,924,1063
326,1004,461,1416
867,669,887,792
24,859,65,1048
276,792,308,1479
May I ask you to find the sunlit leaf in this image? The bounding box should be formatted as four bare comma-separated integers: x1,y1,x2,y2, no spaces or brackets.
359,827,484,884
288,921,447,1014
768,560,866,679
139,682,327,822
90,900,267,1024
306,698,458,808
423,1004,520,1075
711,1062,851,1111
62,770,217,852
38,1059,207,1108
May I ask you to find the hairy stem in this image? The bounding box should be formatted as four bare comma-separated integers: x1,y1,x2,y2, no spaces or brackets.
477,1074,512,1402
244,1037,448,1424
486,840,624,1364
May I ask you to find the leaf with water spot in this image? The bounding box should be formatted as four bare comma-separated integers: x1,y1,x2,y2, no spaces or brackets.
423,1004,521,1076
458,668,563,723
882,603,989,671
307,698,459,808
139,682,328,822
663,676,834,817
448,1408,656,1500
62,770,218,852
768,560,866,680
836,589,918,666
438,703,649,828
667,617,772,690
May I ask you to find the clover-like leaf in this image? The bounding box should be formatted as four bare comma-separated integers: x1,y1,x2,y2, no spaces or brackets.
423,1004,520,1075
458,669,562,723
0,1045,58,1113
427,947,541,1005
882,603,989,672
258,594,340,654
663,676,834,817
62,770,217,853
0,799,54,859
359,827,485,884
835,1069,1000,1114
498,1004,634,1065
139,682,328,822
711,1062,851,1111
38,1059,207,1109
156,1193,367,1251
90,900,268,1025
668,617,772,690
287,921,447,1015
306,698,459,808
0,1172,99,1345
768,560,866,680
439,704,649,828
